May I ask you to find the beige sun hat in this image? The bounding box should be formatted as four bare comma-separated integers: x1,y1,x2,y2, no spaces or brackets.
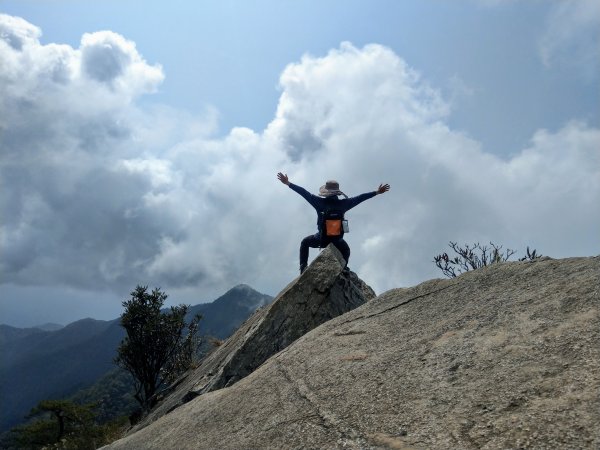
318,180,347,198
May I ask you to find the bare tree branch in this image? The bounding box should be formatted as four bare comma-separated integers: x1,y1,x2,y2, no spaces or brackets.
434,242,541,278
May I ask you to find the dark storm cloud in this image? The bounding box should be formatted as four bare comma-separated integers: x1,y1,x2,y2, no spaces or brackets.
0,15,174,292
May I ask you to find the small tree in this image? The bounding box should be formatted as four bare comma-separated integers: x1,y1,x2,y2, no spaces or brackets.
434,242,541,278
115,286,201,413
3,399,122,450
519,246,542,262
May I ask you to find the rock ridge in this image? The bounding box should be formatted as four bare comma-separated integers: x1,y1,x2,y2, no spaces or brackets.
127,244,375,433
105,255,599,449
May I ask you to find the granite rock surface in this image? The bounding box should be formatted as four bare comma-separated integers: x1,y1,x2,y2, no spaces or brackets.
105,255,599,449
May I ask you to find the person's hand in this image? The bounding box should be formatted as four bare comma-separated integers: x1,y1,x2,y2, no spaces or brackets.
377,183,390,195
277,172,290,185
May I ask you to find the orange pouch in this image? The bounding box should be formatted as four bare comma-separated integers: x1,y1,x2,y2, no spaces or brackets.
325,219,342,236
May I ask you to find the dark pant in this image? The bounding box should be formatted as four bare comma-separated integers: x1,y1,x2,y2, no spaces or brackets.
300,233,350,269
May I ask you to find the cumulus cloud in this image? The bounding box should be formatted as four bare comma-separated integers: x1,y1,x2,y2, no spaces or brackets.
80,31,164,94
263,43,600,290
1,14,598,308
0,13,169,292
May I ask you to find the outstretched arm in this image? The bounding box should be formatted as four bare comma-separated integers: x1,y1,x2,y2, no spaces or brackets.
344,183,390,211
376,183,390,195
277,172,290,185
277,172,320,208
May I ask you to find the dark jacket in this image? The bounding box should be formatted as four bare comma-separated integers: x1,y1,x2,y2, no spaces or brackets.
289,183,377,233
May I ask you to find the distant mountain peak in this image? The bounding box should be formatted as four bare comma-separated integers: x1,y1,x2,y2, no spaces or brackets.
229,283,257,293
185,284,273,340
213,284,270,306
33,322,64,331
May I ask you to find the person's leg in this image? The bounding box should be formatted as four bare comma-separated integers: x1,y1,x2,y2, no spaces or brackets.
333,239,351,267
300,234,321,273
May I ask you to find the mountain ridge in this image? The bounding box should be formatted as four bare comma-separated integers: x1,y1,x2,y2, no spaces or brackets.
0,284,273,433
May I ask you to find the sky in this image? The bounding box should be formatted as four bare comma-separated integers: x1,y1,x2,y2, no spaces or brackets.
1,0,599,327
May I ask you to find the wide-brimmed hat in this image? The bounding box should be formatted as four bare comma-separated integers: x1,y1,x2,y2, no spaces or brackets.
319,180,347,198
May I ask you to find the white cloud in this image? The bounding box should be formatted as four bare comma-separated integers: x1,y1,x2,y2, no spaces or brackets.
80,31,164,95
0,13,40,51
117,158,175,188
1,15,598,308
539,0,600,78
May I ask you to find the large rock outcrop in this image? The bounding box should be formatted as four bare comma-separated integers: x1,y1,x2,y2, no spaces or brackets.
105,255,599,449
128,244,375,433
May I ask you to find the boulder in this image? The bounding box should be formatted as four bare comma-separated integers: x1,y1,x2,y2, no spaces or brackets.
128,244,375,433
105,255,599,449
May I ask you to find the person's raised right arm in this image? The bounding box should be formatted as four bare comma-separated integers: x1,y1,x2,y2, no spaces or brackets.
277,172,290,186
277,172,316,206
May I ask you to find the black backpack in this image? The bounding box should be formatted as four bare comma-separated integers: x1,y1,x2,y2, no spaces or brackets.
319,207,347,240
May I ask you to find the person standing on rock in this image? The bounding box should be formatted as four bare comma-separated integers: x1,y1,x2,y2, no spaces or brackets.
277,172,390,274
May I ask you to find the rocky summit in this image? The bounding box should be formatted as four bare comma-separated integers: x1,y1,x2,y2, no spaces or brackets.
126,244,375,434
105,254,599,450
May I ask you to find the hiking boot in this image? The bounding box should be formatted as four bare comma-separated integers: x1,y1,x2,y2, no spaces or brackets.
300,264,307,274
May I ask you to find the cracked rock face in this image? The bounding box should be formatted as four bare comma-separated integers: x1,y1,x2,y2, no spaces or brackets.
105,255,599,449
125,244,374,434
